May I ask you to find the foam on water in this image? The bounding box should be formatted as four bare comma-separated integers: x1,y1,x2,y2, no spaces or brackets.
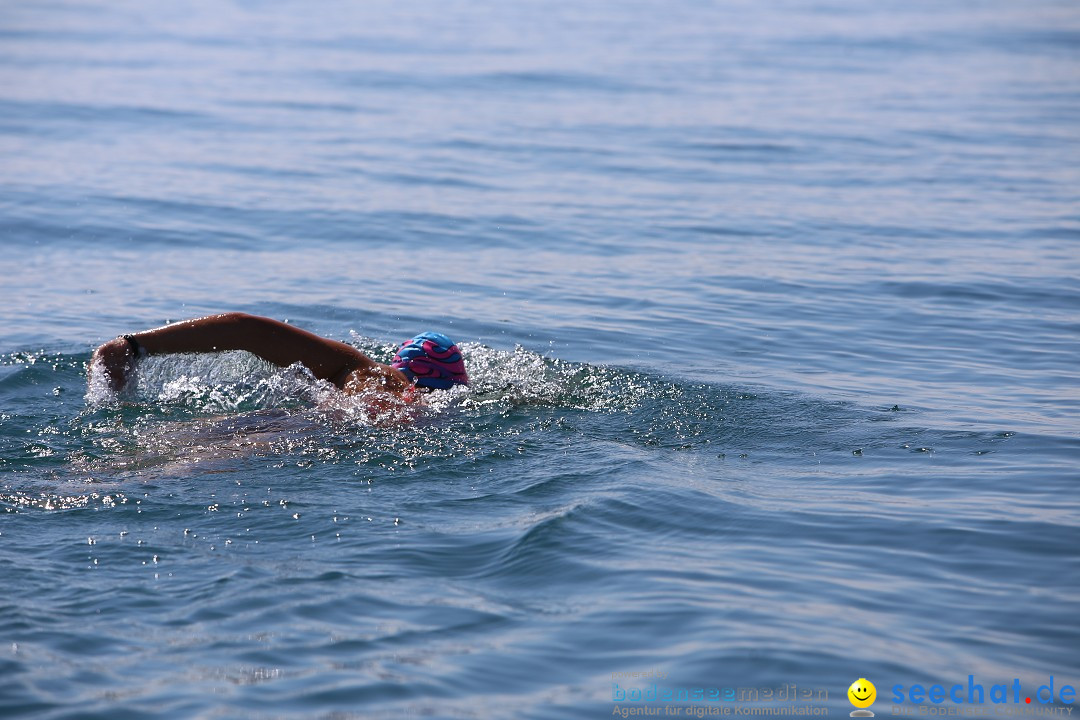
8,341,1036,513
33,342,656,490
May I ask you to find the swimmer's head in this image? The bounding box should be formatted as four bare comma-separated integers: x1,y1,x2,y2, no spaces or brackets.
391,332,469,390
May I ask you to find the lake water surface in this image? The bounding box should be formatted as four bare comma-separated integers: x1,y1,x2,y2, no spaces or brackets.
1,1,1078,718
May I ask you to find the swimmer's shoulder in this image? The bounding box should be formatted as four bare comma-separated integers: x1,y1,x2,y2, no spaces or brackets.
337,363,412,396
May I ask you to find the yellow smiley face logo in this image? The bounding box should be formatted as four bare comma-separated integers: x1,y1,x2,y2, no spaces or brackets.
848,678,876,708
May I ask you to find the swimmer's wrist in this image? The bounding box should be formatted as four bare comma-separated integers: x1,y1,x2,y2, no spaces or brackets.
122,334,147,358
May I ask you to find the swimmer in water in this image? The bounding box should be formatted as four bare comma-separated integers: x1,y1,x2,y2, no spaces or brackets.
89,312,469,398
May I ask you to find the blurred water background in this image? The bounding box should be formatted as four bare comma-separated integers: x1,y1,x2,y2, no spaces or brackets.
1,0,1078,718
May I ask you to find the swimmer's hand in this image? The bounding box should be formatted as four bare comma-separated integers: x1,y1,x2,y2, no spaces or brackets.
90,337,137,391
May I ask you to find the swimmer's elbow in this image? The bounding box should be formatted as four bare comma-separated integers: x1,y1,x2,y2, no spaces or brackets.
215,311,257,326
214,312,272,336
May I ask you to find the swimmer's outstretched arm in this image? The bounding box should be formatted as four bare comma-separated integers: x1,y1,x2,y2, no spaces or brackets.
90,312,405,392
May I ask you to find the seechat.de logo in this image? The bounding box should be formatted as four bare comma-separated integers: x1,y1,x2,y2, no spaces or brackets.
849,678,877,717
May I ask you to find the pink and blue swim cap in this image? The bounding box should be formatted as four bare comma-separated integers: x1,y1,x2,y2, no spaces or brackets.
391,332,469,390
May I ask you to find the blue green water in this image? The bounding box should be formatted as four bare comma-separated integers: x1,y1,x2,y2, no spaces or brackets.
1,0,1079,717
